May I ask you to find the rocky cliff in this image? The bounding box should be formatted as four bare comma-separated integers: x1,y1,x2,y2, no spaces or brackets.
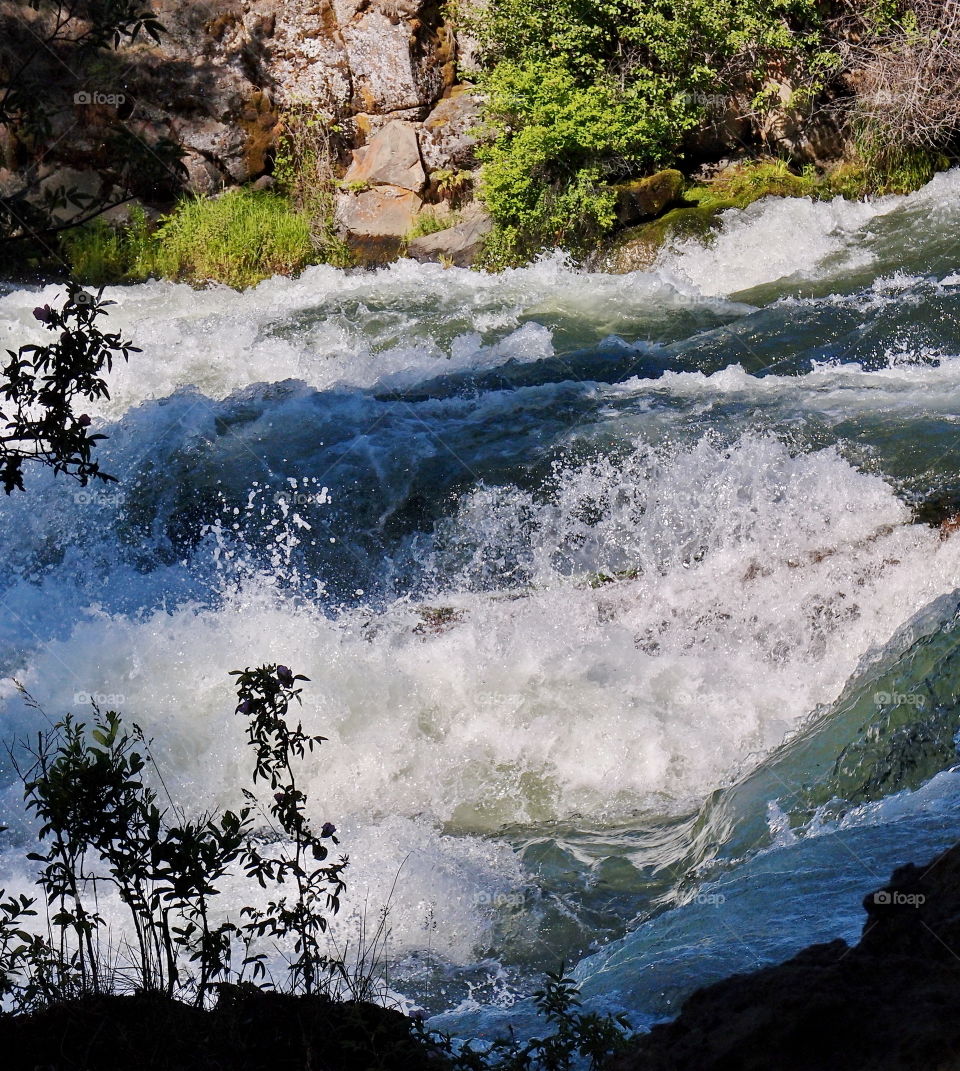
0,0,486,262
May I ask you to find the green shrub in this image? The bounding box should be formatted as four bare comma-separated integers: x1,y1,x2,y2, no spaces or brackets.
461,0,834,266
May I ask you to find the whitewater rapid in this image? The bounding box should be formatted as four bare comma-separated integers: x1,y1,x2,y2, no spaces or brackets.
3,170,960,1023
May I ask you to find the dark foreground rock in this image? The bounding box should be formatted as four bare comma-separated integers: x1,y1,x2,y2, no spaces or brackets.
0,985,444,1071
612,841,960,1071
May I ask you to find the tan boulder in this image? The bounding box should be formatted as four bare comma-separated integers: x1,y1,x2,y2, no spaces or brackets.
337,183,423,263
338,184,422,238
342,120,426,193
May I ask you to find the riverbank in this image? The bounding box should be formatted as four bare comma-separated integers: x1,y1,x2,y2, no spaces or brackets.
5,3,959,285
4,839,960,1070
0,989,441,1071
613,839,960,1071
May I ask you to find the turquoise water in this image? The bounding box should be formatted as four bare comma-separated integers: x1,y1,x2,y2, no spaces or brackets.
2,172,960,1031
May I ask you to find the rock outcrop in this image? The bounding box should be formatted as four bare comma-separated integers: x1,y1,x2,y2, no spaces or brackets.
0,0,484,258
338,184,423,261
612,841,960,1071
334,107,483,260
419,87,483,173
120,0,462,191
406,202,492,267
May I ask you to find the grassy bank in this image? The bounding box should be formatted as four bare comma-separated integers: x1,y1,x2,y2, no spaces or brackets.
61,188,334,289
58,145,951,288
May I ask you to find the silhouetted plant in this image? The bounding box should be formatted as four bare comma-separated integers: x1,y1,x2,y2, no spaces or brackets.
0,684,625,1066
0,853,40,1003
1,283,137,493
10,698,254,1005
0,665,349,1010
418,965,632,1070
15,713,111,995
155,808,252,1003
233,664,347,994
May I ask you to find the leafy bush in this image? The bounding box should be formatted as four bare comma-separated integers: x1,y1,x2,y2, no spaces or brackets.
462,0,834,265
15,706,251,1002
233,665,346,995
0,283,136,494
0,668,636,1068
0,664,345,1010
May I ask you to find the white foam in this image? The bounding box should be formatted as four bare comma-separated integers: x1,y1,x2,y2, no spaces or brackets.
0,256,737,422
656,167,960,296
4,437,958,835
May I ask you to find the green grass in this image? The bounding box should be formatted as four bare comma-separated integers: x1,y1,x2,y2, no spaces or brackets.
62,189,321,289
60,205,155,286
147,189,316,288
406,208,457,242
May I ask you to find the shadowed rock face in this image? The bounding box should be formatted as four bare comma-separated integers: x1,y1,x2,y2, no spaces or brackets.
612,841,960,1071
0,0,470,199
0,0,488,261
126,0,459,187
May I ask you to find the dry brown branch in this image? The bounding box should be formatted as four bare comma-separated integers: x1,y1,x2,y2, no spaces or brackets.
851,0,960,150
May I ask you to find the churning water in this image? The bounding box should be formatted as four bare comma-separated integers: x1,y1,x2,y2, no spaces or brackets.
4,171,960,1034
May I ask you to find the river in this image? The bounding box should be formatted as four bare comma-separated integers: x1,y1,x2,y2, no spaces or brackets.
2,171,960,1037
